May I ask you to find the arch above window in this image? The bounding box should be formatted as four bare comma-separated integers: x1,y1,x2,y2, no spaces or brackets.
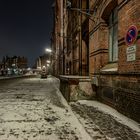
101,0,118,24
100,0,118,62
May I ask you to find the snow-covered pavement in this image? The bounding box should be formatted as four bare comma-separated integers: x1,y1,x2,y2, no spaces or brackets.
0,77,92,140
70,100,140,140
0,76,140,140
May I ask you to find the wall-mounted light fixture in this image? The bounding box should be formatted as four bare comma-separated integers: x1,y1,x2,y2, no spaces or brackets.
66,0,96,22
57,32,72,41
47,64,50,67
46,60,51,64
45,48,52,53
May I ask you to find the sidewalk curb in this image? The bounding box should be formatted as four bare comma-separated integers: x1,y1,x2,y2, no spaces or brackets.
0,75,37,81
50,77,93,140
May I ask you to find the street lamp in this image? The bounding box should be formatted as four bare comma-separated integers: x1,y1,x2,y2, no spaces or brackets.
45,48,54,58
66,0,96,22
47,64,50,67
46,60,51,64
45,48,54,75
57,32,72,41
45,48,52,53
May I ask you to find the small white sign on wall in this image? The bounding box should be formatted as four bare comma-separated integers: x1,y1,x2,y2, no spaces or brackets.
127,53,136,61
126,45,136,62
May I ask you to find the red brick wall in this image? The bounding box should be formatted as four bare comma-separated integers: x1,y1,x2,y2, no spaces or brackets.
89,22,109,74
118,0,140,73
89,0,140,122
97,74,140,123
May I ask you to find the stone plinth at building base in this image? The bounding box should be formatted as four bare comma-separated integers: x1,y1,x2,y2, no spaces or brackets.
93,72,140,123
59,75,95,102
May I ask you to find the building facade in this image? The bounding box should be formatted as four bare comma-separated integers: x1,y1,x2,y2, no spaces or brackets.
51,0,65,76
89,0,140,123
1,56,28,69
36,54,50,69
53,0,90,76
52,0,140,122
65,0,89,76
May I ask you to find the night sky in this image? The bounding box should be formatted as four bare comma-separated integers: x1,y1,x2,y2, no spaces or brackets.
0,0,54,67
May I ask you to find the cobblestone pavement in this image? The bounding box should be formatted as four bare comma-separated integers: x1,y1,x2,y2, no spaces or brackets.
70,102,140,140
0,77,91,140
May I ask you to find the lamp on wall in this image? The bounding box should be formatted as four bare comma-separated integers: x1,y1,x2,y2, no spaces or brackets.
66,0,96,22
45,48,52,53
46,60,51,65
57,32,72,41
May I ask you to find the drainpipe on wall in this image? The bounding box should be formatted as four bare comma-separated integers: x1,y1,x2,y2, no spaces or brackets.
80,0,82,76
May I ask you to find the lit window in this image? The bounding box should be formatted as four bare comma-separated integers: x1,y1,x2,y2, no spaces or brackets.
109,7,118,62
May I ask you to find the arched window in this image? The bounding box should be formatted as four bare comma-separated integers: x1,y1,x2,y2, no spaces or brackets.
109,7,118,62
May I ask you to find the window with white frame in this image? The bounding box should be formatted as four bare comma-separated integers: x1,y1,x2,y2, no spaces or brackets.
109,7,118,62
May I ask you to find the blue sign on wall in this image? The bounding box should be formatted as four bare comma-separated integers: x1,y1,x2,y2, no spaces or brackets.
125,25,138,46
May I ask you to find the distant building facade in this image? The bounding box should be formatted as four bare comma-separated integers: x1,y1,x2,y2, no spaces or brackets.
52,0,140,122
1,56,28,69
36,54,50,69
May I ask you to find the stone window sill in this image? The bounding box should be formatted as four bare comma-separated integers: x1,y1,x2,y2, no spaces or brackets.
100,63,118,74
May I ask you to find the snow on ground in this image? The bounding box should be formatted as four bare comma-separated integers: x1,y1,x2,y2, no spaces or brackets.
78,100,140,133
0,77,92,140
70,100,140,140
1,76,140,140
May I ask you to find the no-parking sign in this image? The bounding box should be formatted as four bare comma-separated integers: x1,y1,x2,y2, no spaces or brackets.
125,25,138,46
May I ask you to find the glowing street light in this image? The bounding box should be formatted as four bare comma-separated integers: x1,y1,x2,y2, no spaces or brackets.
42,65,46,68
46,60,51,63
47,64,50,67
45,48,52,53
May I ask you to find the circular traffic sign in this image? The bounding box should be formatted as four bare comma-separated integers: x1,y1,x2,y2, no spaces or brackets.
125,25,138,46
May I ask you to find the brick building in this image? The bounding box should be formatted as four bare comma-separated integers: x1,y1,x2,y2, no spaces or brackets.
89,0,140,123
1,56,28,69
36,54,50,69
65,0,89,76
17,56,28,69
53,0,90,76
51,0,65,76
52,0,140,122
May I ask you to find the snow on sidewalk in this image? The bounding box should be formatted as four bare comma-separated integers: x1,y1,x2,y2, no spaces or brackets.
48,76,93,140
70,100,140,140
0,77,92,140
79,100,140,132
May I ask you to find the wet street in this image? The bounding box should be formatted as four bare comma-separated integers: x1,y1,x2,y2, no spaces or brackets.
0,76,139,140
0,77,91,140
